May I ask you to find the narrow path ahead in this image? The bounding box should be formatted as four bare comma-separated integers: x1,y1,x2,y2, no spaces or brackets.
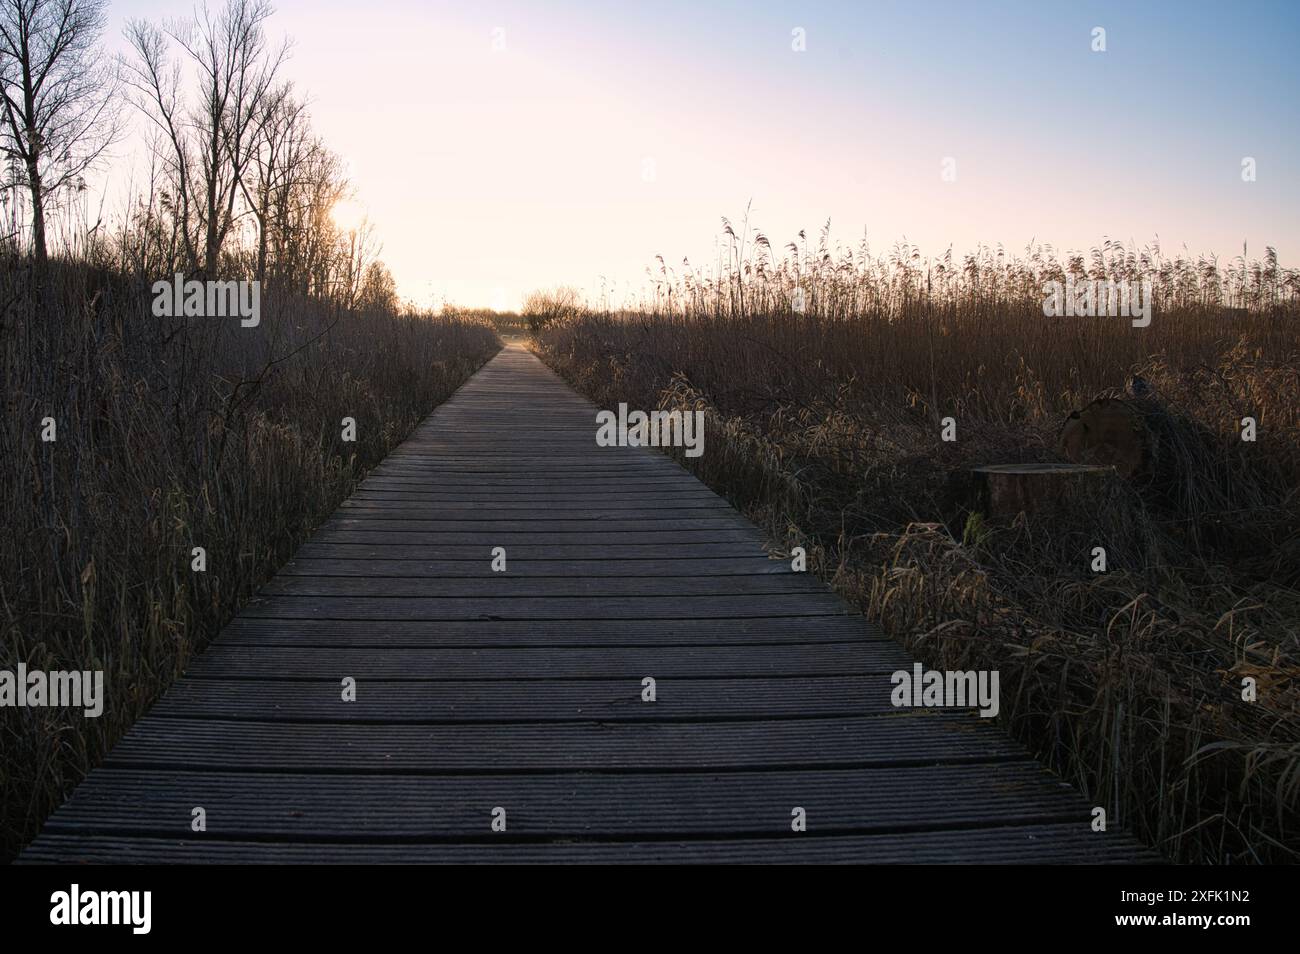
23,343,1153,862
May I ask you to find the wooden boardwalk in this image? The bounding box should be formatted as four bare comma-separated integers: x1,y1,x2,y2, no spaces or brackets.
22,344,1152,863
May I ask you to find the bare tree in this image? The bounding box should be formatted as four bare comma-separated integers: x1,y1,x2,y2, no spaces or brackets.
284,142,345,296
356,260,397,312
243,80,315,284
523,286,582,333
333,212,380,308
121,1,382,310
124,0,287,276
0,0,120,264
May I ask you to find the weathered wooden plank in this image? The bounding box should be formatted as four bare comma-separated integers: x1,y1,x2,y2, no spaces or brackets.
349,488,729,501
372,449,685,461
258,575,824,598
277,557,792,578
371,449,693,458
356,476,709,491
41,764,1086,837
336,505,737,520
369,461,689,475
237,593,852,620
291,544,777,562
216,615,885,647
148,675,907,721
321,517,762,534
344,497,732,511
184,643,905,678
17,826,1159,864
308,530,763,546
103,713,1024,771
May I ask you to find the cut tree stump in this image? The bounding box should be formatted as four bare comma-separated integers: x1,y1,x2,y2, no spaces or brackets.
970,462,1116,518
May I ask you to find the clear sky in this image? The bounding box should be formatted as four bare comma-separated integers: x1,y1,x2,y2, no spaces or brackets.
95,0,1300,309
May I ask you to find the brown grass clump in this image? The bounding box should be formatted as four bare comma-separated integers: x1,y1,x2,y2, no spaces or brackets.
0,254,499,861
534,227,1299,863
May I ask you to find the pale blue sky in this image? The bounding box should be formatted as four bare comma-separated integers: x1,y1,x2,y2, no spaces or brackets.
95,0,1300,308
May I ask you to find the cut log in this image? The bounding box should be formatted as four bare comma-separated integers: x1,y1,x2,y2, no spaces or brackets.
970,463,1115,518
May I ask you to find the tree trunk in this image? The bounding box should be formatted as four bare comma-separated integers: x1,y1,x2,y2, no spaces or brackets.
255,208,268,285
25,154,46,265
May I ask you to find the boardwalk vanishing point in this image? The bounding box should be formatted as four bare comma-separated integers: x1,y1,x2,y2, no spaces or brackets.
22,343,1155,863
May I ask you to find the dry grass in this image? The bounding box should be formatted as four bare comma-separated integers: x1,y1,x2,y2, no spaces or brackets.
0,254,499,862
534,230,1300,863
